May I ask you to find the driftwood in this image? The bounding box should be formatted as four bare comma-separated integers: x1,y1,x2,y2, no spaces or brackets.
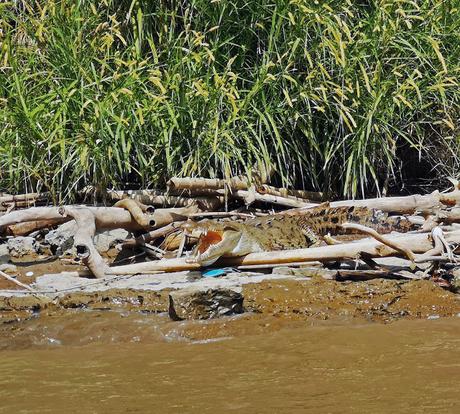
211,189,317,208
168,177,248,192
341,222,417,262
4,183,460,281
121,221,186,248
0,205,199,233
256,184,324,202
286,189,460,215
0,193,50,210
105,189,223,210
60,207,108,278
5,219,62,236
167,163,273,193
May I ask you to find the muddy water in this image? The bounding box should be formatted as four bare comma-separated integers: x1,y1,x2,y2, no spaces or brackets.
1,311,460,413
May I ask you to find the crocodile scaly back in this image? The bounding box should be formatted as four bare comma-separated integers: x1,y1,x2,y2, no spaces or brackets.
239,206,416,251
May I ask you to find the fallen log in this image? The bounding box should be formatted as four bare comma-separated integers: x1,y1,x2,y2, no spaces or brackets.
6,219,66,236
0,192,50,208
105,230,460,275
166,187,314,208
61,207,108,278
0,205,200,233
256,184,325,202
341,222,416,262
167,163,273,193
287,189,460,214
216,189,317,208
105,190,223,210
167,177,248,192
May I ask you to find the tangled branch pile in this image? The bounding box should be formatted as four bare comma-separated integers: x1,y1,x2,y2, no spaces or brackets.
2,177,460,291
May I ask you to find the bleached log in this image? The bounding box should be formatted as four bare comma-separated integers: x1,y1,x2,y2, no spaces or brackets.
0,192,50,208
61,207,108,278
167,164,273,193
168,177,248,191
168,187,316,208
221,189,317,208
287,189,460,214
106,258,201,274
256,184,324,202
105,189,223,210
6,219,63,236
0,205,199,233
113,199,154,227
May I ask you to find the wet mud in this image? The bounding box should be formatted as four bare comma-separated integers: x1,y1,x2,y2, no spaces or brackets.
1,277,460,346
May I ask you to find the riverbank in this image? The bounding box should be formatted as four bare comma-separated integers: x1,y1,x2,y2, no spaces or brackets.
2,271,459,345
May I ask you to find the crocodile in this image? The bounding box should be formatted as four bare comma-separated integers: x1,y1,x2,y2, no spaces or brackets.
182,205,418,266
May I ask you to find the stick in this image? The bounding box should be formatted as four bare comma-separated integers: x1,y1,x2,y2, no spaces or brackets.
341,222,416,262
0,270,36,291
121,221,186,247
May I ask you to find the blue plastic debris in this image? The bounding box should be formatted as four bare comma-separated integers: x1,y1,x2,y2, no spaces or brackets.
202,268,238,278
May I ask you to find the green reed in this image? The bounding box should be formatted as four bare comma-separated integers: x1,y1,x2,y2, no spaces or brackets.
0,0,459,200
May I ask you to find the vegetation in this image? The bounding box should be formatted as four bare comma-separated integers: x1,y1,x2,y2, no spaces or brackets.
0,0,459,200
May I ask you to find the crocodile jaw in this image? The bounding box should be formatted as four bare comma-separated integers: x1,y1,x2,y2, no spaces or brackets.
191,230,264,266
193,230,242,266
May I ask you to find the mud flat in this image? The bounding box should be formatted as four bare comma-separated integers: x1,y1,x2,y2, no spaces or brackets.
1,268,460,344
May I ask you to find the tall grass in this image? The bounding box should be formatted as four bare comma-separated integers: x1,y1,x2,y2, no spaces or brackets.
0,0,459,200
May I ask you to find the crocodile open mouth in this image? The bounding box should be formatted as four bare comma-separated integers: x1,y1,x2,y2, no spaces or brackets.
197,230,223,254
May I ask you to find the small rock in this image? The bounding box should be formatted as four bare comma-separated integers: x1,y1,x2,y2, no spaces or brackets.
0,243,9,262
44,221,77,255
450,268,460,292
169,287,244,320
25,271,34,277
94,229,130,252
7,237,39,257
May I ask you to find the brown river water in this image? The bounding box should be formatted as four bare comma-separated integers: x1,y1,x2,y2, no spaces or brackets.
1,309,460,413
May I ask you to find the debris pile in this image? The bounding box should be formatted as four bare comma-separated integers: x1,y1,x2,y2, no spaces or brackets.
2,174,460,300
